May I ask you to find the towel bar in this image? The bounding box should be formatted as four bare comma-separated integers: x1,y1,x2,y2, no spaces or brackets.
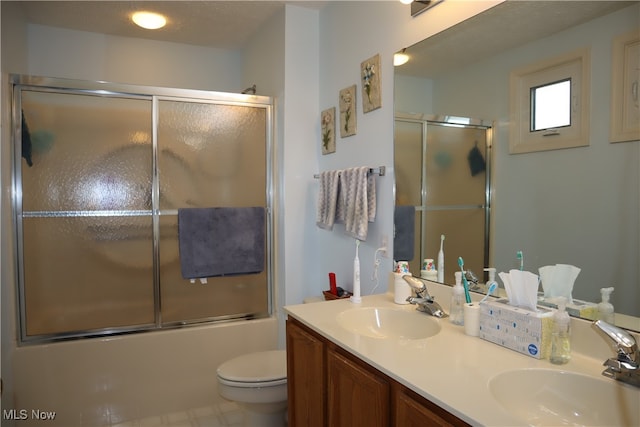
313,166,385,179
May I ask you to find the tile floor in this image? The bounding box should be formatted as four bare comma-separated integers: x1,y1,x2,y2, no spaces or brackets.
111,402,243,427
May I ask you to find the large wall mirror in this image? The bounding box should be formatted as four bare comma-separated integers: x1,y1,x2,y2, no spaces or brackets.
394,1,639,332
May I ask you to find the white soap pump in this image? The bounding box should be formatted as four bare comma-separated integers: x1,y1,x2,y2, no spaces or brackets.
550,296,571,365
483,267,497,292
597,287,614,324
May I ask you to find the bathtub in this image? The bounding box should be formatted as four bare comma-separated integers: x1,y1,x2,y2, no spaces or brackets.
10,317,278,426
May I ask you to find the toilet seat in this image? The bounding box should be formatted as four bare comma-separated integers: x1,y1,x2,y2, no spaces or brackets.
217,350,286,388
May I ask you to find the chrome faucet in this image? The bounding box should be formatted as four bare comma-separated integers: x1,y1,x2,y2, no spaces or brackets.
592,320,640,387
402,275,447,318
465,269,481,290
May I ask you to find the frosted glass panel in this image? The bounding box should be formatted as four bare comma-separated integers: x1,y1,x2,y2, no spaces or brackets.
22,216,155,336
157,100,269,322
394,120,423,207
425,124,486,206
158,215,268,323
15,81,271,342
424,209,485,284
157,100,267,209
21,91,153,212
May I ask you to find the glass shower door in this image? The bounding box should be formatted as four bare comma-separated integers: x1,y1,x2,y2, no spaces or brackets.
156,99,269,324
19,90,156,337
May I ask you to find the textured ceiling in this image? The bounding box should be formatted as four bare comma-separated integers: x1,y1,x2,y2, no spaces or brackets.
397,1,636,78
16,1,325,49
14,1,635,74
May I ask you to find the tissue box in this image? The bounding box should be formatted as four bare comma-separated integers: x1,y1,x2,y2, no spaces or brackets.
479,299,554,359
537,295,598,320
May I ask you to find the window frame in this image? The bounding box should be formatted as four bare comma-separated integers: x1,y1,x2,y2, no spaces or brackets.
509,48,591,154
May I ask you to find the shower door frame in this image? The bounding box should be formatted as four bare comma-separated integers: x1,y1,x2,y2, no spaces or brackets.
10,74,275,344
394,112,493,281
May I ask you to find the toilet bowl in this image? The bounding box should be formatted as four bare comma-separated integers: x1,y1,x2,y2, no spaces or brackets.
217,349,288,427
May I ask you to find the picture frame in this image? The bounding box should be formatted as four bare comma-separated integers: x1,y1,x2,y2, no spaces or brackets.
610,29,640,143
361,54,382,113
339,85,357,137
321,107,336,155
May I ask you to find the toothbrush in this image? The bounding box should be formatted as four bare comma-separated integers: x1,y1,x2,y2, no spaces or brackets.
479,281,497,304
437,234,445,283
350,240,362,303
517,250,524,271
458,257,472,303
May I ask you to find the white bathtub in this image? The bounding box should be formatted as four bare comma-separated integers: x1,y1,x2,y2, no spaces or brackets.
10,317,278,426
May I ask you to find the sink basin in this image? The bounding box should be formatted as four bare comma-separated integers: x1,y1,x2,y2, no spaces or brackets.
489,368,640,426
336,307,441,339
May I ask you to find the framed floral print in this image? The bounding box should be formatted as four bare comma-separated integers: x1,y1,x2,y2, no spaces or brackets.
361,54,382,113
339,85,357,137
321,107,336,155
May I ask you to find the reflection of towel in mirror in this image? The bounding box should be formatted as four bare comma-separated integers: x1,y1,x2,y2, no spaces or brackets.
394,205,415,261
178,207,265,279
467,143,485,176
22,111,33,167
316,170,341,230
337,167,376,241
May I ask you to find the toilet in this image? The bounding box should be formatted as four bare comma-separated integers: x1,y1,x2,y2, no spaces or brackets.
217,349,288,426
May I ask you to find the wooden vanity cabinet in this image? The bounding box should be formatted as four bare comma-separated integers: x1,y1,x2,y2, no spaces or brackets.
286,316,326,427
327,344,390,426
286,317,469,427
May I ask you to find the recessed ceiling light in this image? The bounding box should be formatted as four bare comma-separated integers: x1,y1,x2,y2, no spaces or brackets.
132,11,167,30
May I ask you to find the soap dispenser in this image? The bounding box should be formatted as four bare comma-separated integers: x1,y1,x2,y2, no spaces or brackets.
550,296,571,365
449,271,464,325
483,267,497,293
597,287,615,324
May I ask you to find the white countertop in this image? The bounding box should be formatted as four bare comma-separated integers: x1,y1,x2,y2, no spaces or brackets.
284,282,638,426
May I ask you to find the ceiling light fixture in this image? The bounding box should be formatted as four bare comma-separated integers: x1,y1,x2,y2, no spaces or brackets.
394,49,410,66
132,11,167,30
399,0,414,4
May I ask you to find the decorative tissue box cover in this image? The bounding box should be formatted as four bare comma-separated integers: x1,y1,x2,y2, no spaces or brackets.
479,298,554,359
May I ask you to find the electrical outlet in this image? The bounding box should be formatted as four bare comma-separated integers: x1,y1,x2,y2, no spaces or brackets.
380,235,389,258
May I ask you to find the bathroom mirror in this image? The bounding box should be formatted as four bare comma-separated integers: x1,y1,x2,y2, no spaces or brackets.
394,0,639,331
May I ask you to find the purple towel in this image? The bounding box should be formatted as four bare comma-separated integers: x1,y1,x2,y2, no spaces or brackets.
178,207,265,279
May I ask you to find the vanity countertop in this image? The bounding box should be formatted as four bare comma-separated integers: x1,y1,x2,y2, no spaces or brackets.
284,282,638,426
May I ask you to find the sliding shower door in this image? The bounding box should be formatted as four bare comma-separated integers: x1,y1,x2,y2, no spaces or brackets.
394,114,492,283
13,76,273,342
156,99,269,324
18,90,156,337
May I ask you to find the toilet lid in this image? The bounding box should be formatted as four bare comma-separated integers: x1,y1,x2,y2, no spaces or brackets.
217,350,287,383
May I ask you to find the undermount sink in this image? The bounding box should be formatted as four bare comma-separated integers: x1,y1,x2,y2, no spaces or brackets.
336,307,441,339
489,368,640,426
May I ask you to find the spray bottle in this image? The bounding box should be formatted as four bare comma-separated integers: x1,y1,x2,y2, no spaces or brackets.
350,240,362,303
597,287,615,324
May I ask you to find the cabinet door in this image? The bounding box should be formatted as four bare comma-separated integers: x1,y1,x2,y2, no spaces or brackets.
286,318,325,427
394,383,470,427
327,346,390,427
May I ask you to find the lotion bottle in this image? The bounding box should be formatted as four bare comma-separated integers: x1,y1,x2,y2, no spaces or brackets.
449,271,464,325
550,296,571,365
597,287,615,324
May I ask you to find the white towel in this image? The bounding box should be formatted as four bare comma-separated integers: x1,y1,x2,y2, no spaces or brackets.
337,166,376,241
316,170,341,230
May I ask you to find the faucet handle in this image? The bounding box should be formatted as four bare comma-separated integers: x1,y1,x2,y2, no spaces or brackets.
593,320,638,365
